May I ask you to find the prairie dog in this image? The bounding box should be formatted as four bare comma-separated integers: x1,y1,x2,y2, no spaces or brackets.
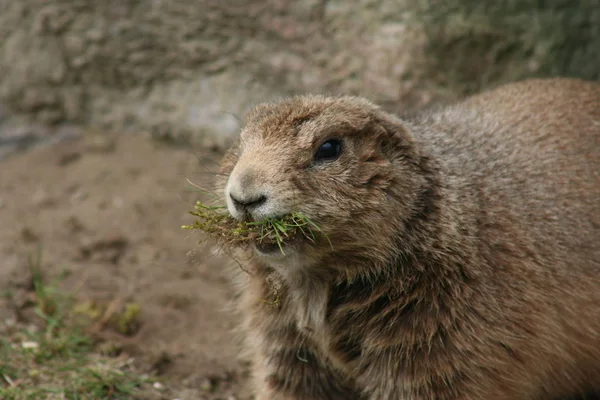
216,78,600,399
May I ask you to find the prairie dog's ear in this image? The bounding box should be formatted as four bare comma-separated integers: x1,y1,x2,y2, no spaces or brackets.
371,111,416,163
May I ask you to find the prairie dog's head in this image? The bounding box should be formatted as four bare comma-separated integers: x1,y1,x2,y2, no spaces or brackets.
219,95,426,272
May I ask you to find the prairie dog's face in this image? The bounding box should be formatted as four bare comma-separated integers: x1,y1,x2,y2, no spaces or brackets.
219,95,418,269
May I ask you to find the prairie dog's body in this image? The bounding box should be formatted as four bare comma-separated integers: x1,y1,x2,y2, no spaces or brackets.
217,78,600,399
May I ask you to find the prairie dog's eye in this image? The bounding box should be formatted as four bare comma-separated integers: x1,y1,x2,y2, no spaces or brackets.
314,139,343,163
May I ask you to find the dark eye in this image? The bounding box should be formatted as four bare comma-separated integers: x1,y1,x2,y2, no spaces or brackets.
314,139,343,163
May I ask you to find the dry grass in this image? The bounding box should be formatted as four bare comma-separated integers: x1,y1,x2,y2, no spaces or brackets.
182,200,328,254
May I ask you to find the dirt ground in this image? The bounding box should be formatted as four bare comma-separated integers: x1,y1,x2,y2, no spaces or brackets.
0,132,251,399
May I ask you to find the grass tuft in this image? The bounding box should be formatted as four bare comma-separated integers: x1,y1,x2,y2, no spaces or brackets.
0,249,157,399
182,200,329,254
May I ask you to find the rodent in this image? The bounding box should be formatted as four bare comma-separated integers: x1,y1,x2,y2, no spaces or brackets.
215,78,600,400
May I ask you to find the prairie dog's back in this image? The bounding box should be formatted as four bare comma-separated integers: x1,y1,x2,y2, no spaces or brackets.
411,79,600,395
419,78,599,268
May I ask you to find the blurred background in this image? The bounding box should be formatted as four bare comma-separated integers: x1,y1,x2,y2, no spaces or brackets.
0,1,598,399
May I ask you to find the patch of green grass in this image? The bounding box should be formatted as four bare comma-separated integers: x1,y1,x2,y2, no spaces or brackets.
182,200,329,254
0,249,156,399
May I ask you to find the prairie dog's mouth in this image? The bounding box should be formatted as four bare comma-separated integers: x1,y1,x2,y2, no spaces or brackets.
253,232,303,255
249,213,319,256
183,201,321,256
214,211,324,258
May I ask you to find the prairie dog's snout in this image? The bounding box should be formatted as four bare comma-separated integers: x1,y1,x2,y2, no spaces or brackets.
225,153,286,222
226,162,268,221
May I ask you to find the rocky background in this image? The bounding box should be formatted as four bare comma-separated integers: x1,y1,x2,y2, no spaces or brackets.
1,0,598,156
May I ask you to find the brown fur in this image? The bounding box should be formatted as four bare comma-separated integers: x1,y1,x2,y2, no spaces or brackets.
216,78,600,399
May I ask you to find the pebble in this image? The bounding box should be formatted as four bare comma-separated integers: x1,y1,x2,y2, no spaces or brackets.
21,341,39,349
153,381,164,390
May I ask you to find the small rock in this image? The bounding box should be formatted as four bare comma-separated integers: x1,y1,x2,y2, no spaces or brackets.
153,381,164,390
21,341,39,349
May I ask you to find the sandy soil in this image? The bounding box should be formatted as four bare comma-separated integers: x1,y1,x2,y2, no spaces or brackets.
0,133,251,399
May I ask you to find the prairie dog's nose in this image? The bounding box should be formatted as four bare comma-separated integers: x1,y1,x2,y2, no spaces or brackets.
227,186,269,220
226,166,271,220
229,193,267,210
